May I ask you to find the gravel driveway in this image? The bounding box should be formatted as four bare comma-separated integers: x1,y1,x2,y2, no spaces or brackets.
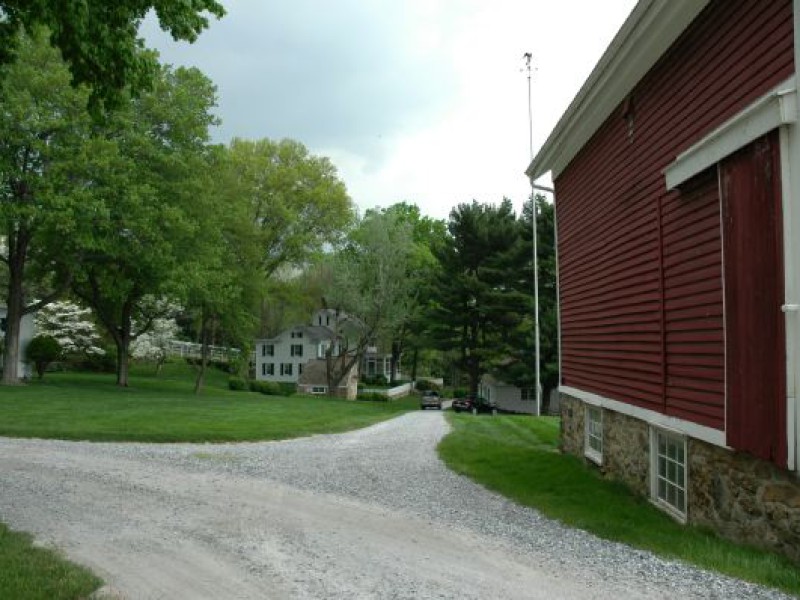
0,411,792,599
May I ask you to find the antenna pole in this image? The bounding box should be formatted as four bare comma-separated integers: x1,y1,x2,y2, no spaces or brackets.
524,52,541,417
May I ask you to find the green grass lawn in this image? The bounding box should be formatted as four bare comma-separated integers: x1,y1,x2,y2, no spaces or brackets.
0,362,417,597
0,523,101,600
438,413,800,596
0,363,417,443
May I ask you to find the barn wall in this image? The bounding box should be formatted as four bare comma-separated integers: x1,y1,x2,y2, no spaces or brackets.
555,0,795,431
560,392,800,563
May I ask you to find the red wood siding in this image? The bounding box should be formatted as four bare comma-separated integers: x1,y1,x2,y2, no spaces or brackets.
721,133,787,466
662,169,725,429
555,0,794,431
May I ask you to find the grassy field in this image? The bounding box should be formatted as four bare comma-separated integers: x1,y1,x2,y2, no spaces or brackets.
0,523,101,600
0,362,417,443
437,413,800,596
0,362,417,597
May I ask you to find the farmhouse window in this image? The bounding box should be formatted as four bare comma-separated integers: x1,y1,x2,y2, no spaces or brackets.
280,363,293,376
263,344,274,357
266,363,274,376
584,406,603,465
291,331,303,339
291,344,303,357
311,386,327,394
652,428,687,520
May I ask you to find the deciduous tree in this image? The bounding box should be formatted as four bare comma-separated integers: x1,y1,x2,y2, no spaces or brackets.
0,29,95,383
0,0,225,110
323,210,416,394
35,300,105,358
224,138,355,278
71,63,219,386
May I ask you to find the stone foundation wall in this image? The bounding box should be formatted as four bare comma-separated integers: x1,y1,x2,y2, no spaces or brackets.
559,391,800,563
559,394,583,456
689,440,800,563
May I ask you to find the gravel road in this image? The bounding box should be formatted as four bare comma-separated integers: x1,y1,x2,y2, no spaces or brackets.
0,411,792,599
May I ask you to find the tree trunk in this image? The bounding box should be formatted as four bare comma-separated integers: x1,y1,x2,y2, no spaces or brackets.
2,287,23,384
389,340,401,385
194,311,210,395
116,338,130,387
115,303,133,387
410,348,418,384
2,229,30,384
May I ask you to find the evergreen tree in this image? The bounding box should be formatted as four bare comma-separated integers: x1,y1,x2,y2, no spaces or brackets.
427,199,530,396
494,194,559,410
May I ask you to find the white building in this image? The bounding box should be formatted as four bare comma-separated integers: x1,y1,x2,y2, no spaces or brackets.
254,311,339,384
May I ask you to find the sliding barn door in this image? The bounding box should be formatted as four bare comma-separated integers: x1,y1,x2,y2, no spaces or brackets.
721,131,786,466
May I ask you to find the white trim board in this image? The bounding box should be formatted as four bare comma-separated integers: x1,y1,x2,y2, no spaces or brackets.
527,0,710,181
559,385,727,448
664,77,797,189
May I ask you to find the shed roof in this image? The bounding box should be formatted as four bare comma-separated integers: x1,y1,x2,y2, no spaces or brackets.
526,0,710,181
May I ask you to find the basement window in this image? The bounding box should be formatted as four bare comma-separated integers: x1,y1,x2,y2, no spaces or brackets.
651,428,687,521
584,406,603,465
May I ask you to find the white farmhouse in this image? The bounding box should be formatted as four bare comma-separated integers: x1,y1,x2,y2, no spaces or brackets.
254,310,340,384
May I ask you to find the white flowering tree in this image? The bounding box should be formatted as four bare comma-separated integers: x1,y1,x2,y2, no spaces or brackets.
34,301,105,357
130,317,180,374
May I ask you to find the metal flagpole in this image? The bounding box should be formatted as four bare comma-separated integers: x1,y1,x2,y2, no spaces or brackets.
523,52,541,417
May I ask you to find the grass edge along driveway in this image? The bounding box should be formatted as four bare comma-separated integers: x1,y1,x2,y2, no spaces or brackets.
0,523,101,600
0,368,418,598
437,413,800,597
0,371,417,443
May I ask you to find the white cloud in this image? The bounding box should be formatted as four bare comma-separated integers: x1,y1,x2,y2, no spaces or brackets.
143,0,637,220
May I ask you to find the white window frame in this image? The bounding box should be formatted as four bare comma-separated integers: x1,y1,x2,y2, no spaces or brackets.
264,344,274,357
266,363,274,376
650,427,688,522
290,344,303,357
280,363,293,376
311,386,327,395
584,406,603,465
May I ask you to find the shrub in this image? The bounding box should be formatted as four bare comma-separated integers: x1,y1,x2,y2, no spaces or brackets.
277,382,296,397
357,391,388,402
453,388,468,398
25,335,62,379
70,347,116,373
248,380,286,396
361,374,389,387
228,376,247,391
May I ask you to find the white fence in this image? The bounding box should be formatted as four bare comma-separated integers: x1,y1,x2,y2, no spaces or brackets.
167,340,240,362
361,382,413,399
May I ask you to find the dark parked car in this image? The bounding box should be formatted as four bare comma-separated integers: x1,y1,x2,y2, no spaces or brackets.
451,395,497,415
420,390,443,410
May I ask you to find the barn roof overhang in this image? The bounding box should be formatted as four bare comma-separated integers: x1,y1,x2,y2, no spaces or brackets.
525,0,710,182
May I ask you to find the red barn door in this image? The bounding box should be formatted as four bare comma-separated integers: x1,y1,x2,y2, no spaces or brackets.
721,131,786,466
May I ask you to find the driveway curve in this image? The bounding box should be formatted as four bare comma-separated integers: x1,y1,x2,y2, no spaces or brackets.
0,412,791,599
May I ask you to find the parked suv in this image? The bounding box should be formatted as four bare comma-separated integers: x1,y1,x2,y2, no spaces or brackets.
419,390,443,410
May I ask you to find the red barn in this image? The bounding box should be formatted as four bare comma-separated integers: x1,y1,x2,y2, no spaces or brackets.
527,0,799,559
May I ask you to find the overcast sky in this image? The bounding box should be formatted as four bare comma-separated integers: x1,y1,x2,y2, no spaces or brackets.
142,0,637,220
